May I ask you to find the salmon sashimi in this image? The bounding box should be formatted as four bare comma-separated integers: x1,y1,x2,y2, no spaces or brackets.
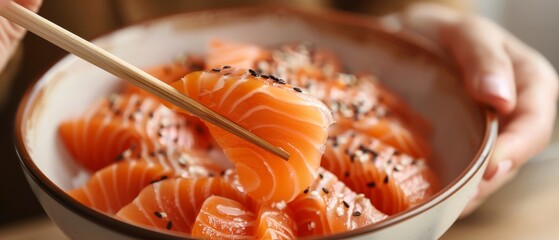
191,196,256,240
59,93,213,172
206,40,271,69
68,161,171,214
321,130,439,215
167,67,334,203
289,168,387,237
116,175,252,235
123,55,205,97
254,204,297,240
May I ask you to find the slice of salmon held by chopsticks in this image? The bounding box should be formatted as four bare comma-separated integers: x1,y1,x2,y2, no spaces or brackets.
321,130,439,215
165,67,334,203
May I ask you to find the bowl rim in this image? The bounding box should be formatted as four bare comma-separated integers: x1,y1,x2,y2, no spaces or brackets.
13,6,498,239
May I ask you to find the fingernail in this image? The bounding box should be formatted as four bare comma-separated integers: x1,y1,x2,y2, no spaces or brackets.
492,159,513,179
478,74,513,102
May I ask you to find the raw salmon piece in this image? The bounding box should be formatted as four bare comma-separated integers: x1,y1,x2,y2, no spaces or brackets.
254,204,297,240
59,117,143,172
123,55,205,96
321,130,439,215
167,68,334,203
289,168,387,237
59,93,214,172
116,176,251,235
191,196,256,240
206,40,271,69
68,161,170,214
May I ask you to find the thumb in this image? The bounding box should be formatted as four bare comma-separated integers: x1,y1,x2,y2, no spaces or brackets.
381,3,517,114
439,17,516,114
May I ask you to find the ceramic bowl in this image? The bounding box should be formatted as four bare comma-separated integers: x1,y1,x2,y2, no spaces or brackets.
14,7,497,239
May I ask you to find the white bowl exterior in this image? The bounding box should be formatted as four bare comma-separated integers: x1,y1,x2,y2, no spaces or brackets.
18,10,490,239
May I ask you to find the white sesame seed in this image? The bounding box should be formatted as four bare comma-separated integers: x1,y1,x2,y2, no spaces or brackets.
308,221,316,230
273,201,286,211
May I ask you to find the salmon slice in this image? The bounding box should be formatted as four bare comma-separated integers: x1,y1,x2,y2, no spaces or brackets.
167,68,334,203
289,168,387,237
254,204,297,240
191,195,256,240
68,161,170,214
321,130,439,215
115,175,252,235
123,55,205,97
59,117,143,172
59,93,213,172
206,40,271,69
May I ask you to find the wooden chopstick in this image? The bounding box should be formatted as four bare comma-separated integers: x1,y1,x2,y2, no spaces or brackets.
0,2,290,160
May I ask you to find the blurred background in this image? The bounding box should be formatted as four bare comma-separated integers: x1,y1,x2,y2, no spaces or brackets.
0,0,557,239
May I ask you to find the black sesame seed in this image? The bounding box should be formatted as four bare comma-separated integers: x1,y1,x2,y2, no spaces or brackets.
220,170,226,176
342,201,350,208
411,159,418,165
277,79,286,84
344,171,350,178
260,75,270,79
154,211,163,218
319,173,324,179
248,69,258,76
293,87,302,93
352,211,362,217
149,152,156,157
322,187,330,194
350,154,356,163
383,175,389,184
222,65,231,69
270,75,279,81
304,187,309,194
393,150,401,156
345,149,351,155
160,175,168,181
114,153,124,162
367,182,376,188
393,166,400,172
211,68,221,72
166,221,173,230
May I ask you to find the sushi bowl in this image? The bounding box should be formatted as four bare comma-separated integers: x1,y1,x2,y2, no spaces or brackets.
14,7,497,239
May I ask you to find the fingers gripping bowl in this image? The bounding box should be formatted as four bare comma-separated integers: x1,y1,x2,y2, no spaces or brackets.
14,7,496,239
